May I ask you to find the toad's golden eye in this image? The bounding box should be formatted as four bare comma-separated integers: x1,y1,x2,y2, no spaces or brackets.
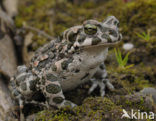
84,24,97,35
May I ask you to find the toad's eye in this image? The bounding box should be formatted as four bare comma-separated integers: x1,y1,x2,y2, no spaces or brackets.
84,24,97,35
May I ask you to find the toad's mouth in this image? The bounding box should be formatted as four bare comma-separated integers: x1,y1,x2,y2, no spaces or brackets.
81,40,121,49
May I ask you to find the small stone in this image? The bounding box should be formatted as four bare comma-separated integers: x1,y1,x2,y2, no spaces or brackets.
140,88,156,104
123,43,134,51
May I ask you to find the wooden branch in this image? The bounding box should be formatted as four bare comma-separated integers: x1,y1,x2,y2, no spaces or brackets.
23,24,55,40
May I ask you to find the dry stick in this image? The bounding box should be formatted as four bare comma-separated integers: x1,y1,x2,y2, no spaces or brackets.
23,24,54,40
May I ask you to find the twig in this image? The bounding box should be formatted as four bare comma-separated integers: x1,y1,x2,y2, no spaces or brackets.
23,23,54,40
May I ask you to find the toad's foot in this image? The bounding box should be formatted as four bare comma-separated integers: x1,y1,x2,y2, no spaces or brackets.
88,78,114,97
88,63,114,97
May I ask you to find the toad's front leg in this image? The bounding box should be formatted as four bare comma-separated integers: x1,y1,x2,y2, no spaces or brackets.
88,63,114,97
41,73,76,108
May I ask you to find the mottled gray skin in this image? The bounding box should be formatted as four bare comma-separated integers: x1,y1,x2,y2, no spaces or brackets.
9,16,122,109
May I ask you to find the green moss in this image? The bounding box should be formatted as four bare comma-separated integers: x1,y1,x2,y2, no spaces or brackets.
36,97,123,121
36,95,155,120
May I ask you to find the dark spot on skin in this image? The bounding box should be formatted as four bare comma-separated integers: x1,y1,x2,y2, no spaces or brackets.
21,82,27,91
109,29,118,37
77,28,83,33
67,43,73,49
107,37,112,43
46,73,58,82
29,80,37,91
78,34,86,43
118,34,121,41
101,34,112,43
79,59,82,62
37,59,49,70
53,97,64,104
46,84,61,94
92,37,101,45
74,46,79,50
10,81,16,87
61,58,73,70
61,60,68,70
68,31,77,43
100,64,105,70
51,64,57,71
13,90,20,97
81,73,89,80
75,69,80,73
42,79,46,85
114,21,118,26
101,34,108,39
58,45,63,52
63,76,67,79
59,53,65,59
48,52,55,59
